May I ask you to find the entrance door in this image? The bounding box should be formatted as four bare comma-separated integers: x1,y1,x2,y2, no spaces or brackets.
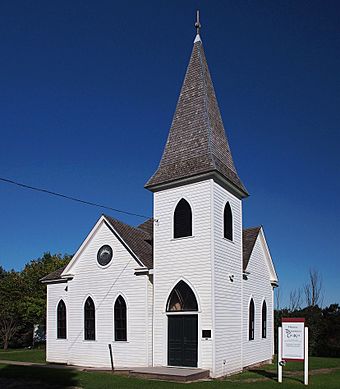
168,314,198,367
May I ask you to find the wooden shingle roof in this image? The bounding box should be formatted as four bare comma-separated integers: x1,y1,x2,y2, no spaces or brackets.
145,35,248,197
40,265,68,282
104,215,153,269
242,226,261,271
41,218,260,282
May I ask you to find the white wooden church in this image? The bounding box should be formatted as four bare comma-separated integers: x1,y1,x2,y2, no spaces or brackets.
42,21,278,378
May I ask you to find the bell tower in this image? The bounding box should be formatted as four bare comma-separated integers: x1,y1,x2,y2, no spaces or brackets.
146,13,248,376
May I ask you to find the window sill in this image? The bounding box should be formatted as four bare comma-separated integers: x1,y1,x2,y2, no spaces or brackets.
222,237,234,243
113,340,129,343
171,235,195,242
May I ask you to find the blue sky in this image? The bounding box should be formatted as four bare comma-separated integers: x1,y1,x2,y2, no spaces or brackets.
0,0,339,307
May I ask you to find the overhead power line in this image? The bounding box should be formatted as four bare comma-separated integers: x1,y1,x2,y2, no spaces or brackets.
0,176,150,219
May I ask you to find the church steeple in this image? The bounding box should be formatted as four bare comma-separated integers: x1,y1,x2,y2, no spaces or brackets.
145,14,248,198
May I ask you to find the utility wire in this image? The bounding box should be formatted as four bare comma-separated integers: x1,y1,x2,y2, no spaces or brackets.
0,176,150,219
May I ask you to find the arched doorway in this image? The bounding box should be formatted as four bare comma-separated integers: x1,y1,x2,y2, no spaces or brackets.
166,280,198,367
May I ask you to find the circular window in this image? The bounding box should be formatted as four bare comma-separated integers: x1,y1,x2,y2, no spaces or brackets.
97,245,113,266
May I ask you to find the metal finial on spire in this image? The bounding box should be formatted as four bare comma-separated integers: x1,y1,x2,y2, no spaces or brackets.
195,10,201,35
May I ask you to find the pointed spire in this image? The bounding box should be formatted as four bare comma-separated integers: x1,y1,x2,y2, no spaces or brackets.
194,10,201,42
145,15,248,198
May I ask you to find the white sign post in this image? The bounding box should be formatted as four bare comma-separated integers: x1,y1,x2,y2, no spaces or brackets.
278,318,308,385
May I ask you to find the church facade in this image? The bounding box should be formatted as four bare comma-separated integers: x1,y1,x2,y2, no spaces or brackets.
42,27,278,378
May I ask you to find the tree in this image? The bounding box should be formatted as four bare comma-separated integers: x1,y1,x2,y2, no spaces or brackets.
304,268,323,307
0,270,23,349
289,288,302,312
21,252,71,326
0,252,71,349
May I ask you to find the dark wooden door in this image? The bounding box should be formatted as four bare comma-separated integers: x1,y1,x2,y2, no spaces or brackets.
168,315,198,367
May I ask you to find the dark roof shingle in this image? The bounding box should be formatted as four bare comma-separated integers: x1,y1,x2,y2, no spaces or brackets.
145,38,248,197
104,215,153,269
41,218,260,282
243,226,261,271
40,265,68,282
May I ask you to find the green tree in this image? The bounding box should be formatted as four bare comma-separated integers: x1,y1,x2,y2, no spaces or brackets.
0,270,23,349
20,252,71,326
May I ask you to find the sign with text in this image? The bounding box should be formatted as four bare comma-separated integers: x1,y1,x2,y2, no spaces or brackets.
282,318,305,361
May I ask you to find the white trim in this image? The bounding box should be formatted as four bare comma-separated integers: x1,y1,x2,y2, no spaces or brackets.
172,197,194,239
222,200,233,241
113,293,128,342
163,277,201,313
210,179,215,375
258,228,279,284
82,295,96,342
62,216,106,276
248,296,255,341
56,298,67,340
62,215,146,277
96,244,114,270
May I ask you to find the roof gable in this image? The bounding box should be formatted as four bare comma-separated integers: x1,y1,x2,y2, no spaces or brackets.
41,215,153,283
243,226,278,285
243,226,261,270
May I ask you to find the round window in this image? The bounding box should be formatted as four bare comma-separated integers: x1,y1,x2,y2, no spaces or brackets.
97,245,113,266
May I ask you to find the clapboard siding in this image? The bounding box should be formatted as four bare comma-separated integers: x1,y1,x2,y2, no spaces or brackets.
147,275,154,365
46,282,69,363
213,182,243,376
47,220,150,368
242,234,274,367
153,180,213,371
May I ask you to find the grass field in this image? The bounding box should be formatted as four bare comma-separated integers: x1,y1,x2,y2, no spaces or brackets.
0,348,339,388
0,347,46,363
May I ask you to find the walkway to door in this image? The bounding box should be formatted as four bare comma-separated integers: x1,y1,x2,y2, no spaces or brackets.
129,366,210,382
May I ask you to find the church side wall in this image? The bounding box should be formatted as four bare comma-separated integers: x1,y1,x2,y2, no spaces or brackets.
46,282,69,363
59,221,149,368
147,275,154,366
153,180,213,371
242,236,274,367
212,182,243,377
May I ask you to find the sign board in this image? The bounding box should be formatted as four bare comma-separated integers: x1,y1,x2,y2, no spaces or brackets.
282,318,305,361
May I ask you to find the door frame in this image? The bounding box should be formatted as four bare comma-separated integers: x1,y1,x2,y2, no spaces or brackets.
167,312,199,368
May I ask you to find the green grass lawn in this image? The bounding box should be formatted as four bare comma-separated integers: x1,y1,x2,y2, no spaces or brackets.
0,347,46,363
0,349,339,388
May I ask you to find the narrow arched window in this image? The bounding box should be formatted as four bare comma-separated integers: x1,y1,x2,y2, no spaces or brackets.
174,199,192,238
262,300,267,339
249,298,255,340
114,296,127,341
166,281,198,312
224,202,233,240
84,297,95,340
57,300,66,339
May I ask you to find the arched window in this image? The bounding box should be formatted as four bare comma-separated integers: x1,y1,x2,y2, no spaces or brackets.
249,298,255,340
114,295,127,341
174,199,192,238
262,300,267,339
167,281,198,312
224,202,233,240
84,297,95,340
57,300,66,339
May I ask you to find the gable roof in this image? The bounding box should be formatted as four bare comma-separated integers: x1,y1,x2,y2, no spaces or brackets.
137,218,154,236
104,215,153,269
41,218,274,283
40,265,68,283
145,35,248,197
243,226,262,271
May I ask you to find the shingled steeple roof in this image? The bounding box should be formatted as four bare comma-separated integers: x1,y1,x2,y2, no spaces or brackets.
145,30,248,198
